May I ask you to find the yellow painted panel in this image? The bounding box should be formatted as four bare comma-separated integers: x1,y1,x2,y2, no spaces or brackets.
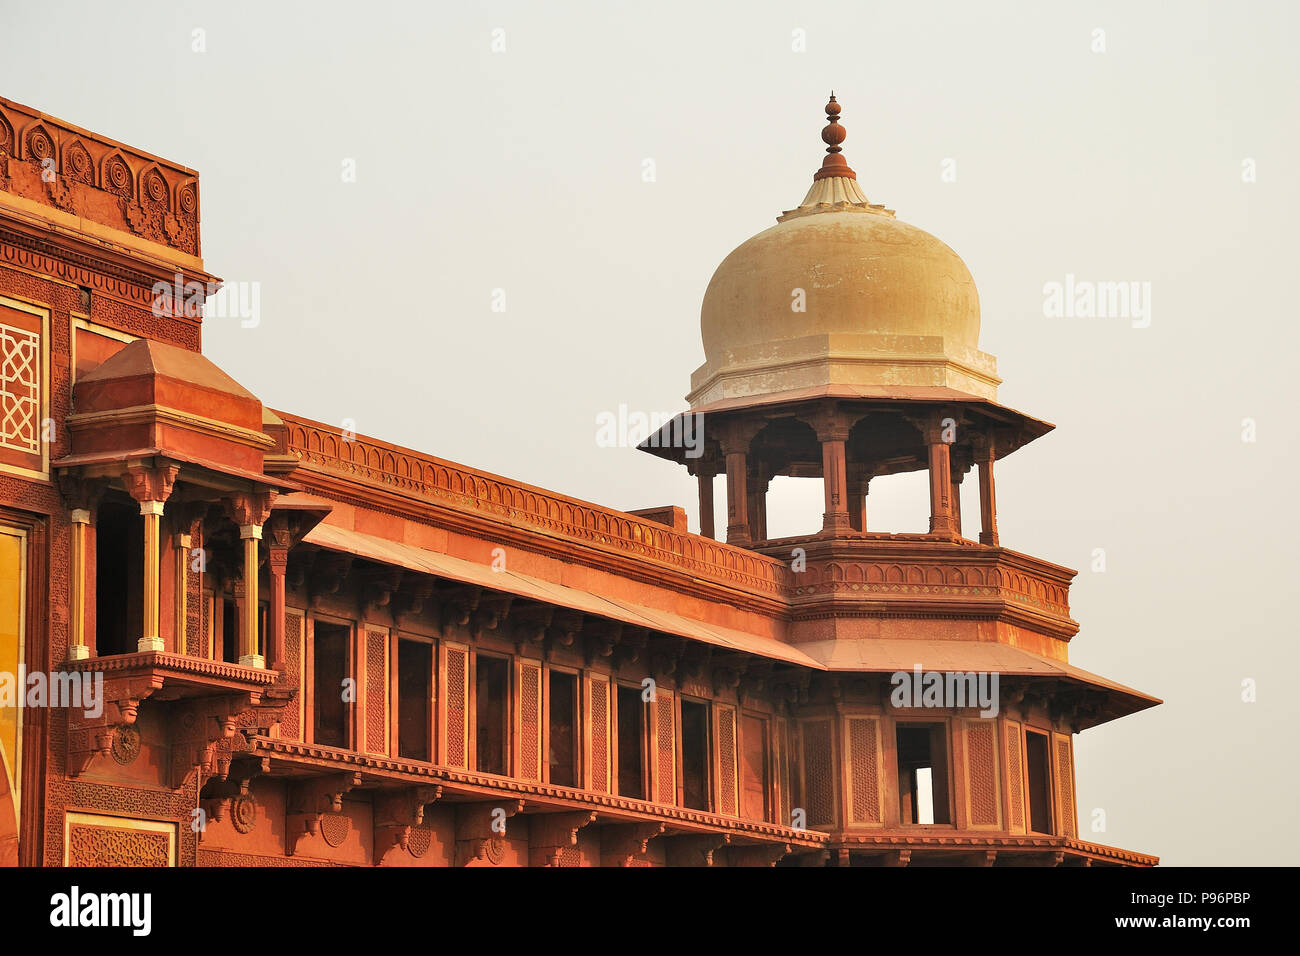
0,528,25,815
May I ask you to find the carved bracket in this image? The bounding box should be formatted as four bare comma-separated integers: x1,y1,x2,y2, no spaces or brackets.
527,810,597,867
665,832,730,867
454,800,525,866
729,842,791,867
374,785,444,865
599,822,665,867
286,771,362,856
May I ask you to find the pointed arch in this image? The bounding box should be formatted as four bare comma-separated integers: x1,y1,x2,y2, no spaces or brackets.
100,147,134,197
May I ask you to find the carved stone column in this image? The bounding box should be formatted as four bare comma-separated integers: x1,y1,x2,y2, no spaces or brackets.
722,441,750,547
173,531,192,656
266,517,291,672
815,415,851,535
950,449,970,539
847,468,869,533
125,464,179,653
695,465,716,540
923,417,956,537
225,491,277,668
747,462,770,542
975,435,999,546
68,508,91,661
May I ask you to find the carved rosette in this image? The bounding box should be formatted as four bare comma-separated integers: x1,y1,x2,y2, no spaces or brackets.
103,152,132,197
63,141,94,185
110,725,141,766
26,125,55,166
231,793,257,834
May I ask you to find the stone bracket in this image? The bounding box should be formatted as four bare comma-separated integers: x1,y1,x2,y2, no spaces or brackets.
599,822,665,867
454,799,525,866
373,785,444,864
286,771,362,857
729,842,791,867
65,674,165,778
527,810,597,867
665,832,731,867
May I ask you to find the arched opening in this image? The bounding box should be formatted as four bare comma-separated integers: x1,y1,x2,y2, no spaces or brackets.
846,413,929,534
748,418,821,541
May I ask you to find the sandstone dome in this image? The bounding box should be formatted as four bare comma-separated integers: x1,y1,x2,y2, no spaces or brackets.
688,98,1000,409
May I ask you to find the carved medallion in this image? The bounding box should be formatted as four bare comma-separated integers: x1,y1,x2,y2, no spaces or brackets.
485,834,506,865
145,168,167,204
104,154,131,195
111,725,141,766
28,127,54,163
320,813,350,848
407,827,432,860
64,142,93,184
231,794,257,834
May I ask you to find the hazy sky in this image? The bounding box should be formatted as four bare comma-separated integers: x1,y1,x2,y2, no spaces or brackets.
4,0,1296,865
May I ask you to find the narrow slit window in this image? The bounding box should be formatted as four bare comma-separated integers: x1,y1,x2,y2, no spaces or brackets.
397,639,432,761
312,620,350,748
680,699,710,810
1025,730,1053,834
616,685,645,800
548,670,577,787
896,723,950,825
475,654,508,775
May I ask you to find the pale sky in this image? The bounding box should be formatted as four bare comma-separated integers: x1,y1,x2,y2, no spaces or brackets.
4,0,1297,865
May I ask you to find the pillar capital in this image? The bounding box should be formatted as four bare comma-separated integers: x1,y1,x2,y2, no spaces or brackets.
717,417,763,458
239,523,263,540
57,472,106,516
69,508,91,525
124,462,179,506
224,489,278,529
266,514,293,567
808,404,852,444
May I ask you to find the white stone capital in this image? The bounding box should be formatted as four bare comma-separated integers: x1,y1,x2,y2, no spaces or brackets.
240,524,263,540
139,501,165,517
70,508,91,525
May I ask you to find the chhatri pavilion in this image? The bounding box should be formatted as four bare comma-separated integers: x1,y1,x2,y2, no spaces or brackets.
0,92,1158,866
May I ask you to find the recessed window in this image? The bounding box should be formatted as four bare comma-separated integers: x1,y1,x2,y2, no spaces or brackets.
397,639,432,761
680,699,710,810
94,498,142,656
1025,730,1053,834
740,715,769,822
312,620,350,747
475,655,509,775
616,685,646,800
221,598,265,663
896,723,950,825
548,670,577,787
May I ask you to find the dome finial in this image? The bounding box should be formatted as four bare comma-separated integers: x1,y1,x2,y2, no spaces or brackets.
814,93,857,181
